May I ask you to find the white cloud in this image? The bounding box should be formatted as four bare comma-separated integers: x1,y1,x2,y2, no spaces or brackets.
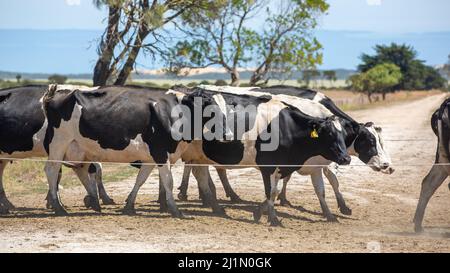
66,0,81,6
366,0,382,6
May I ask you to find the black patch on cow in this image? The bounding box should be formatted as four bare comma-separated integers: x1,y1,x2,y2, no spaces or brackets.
88,163,97,174
0,85,47,154
353,125,378,163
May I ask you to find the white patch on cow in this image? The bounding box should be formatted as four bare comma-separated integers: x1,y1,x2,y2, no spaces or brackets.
333,119,342,132
312,92,326,103
198,85,260,93
199,86,333,119
166,89,186,102
54,84,99,92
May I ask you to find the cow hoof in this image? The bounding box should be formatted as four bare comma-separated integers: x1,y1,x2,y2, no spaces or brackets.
279,199,293,207
101,197,116,205
177,193,188,201
229,195,243,203
121,206,136,215
326,215,339,222
171,210,185,219
253,210,262,223
83,195,92,208
269,217,283,227
0,205,10,215
414,224,424,233
0,198,15,210
46,201,53,210
339,206,352,216
54,208,69,216
213,206,226,216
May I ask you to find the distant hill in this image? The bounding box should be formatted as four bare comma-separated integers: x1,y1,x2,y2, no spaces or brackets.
0,68,357,81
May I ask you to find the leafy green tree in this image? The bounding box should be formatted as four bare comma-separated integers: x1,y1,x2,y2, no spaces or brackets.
349,63,402,102
168,0,328,86
48,74,68,84
215,79,228,86
358,43,445,90
300,69,320,88
16,74,22,83
92,0,213,86
323,70,337,85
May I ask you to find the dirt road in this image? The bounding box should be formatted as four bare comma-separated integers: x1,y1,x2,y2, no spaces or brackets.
1,94,449,252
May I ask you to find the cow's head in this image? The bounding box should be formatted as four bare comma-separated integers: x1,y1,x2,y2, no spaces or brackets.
353,122,394,174
310,116,351,166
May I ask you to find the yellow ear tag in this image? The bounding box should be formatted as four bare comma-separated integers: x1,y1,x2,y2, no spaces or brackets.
310,129,319,139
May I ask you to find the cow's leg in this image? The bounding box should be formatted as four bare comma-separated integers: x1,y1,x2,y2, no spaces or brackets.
45,161,68,216
254,170,282,226
158,173,169,212
90,163,115,205
323,166,352,215
277,174,292,207
45,167,62,209
311,169,337,222
216,168,242,202
0,160,15,213
192,166,226,216
71,164,101,212
195,167,217,206
267,172,282,226
177,165,192,201
158,164,183,218
413,165,448,233
123,165,154,215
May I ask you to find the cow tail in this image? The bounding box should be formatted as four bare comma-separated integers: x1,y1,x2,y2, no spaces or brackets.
42,84,58,118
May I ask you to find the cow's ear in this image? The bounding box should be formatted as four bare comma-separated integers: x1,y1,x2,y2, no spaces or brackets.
353,123,362,134
364,122,374,127
374,126,382,133
308,120,321,139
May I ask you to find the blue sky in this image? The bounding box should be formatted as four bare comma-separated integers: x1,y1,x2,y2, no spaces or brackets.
0,0,449,73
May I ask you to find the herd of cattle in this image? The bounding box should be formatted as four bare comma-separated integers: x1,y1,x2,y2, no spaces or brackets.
0,84,447,232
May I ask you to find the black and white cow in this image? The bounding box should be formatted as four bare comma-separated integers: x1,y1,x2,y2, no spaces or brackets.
414,99,450,232
152,87,351,226
177,85,393,221
0,85,114,215
42,85,235,217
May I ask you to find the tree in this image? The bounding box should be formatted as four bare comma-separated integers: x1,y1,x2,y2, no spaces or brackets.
168,0,328,86
15,74,21,83
300,69,320,88
48,74,68,84
349,63,402,102
358,43,445,90
92,0,211,86
323,70,337,85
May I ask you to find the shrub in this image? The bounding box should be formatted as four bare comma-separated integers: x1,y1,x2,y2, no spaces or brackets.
214,79,228,86
48,74,68,84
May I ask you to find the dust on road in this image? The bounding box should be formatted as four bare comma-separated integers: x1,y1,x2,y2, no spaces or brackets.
1,94,450,252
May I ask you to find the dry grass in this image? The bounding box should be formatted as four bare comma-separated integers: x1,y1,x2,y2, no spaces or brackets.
322,90,444,111
2,160,138,197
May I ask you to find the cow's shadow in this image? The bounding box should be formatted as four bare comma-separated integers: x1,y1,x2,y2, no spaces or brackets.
1,198,356,224
386,227,450,239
